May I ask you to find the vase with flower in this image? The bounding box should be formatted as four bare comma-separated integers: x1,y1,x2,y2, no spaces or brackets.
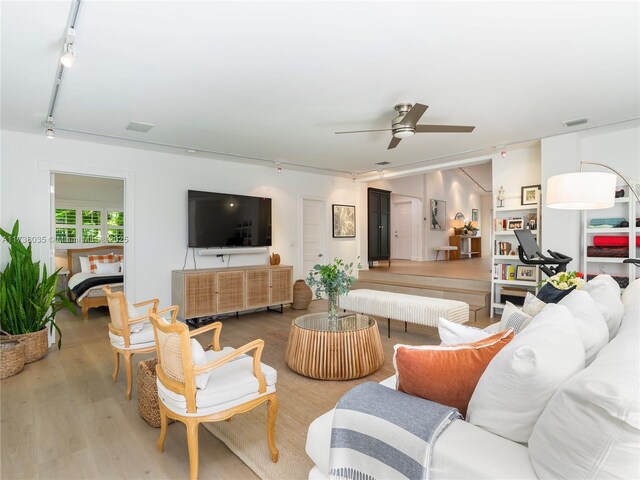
306,257,360,325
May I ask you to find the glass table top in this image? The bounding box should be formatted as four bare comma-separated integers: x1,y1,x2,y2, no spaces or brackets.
293,312,373,332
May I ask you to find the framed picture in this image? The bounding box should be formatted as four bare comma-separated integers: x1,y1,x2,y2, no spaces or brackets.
471,208,479,222
516,265,537,281
332,204,356,238
507,217,524,230
430,199,446,230
521,184,541,206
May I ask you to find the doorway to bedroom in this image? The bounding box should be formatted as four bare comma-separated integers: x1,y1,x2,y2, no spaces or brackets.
52,173,126,320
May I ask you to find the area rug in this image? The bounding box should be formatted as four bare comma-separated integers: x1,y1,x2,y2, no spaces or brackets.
202,336,407,479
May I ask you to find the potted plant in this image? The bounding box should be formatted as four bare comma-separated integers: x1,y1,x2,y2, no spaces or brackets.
306,257,360,321
463,221,479,236
0,220,75,362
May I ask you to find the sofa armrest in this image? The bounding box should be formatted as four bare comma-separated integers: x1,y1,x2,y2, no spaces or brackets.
306,409,538,480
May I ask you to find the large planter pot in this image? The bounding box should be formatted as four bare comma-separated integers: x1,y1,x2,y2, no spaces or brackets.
11,328,48,363
292,280,313,310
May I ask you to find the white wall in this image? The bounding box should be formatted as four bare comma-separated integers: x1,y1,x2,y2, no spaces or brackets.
55,174,124,207
480,194,493,258
424,169,482,260
540,119,640,271
492,143,541,210
1,131,362,305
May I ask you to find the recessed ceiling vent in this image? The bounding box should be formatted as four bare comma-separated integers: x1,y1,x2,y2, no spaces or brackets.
562,117,589,128
375,161,391,165
126,121,155,133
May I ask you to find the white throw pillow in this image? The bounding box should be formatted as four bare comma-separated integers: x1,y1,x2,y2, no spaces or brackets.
467,304,585,443
559,290,609,365
621,278,640,315
583,274,624,340
438,317,494,345
79,256,91,273
522,293,546,316
498,302,534,333
191,339,210,389
126,303,148,333
528,304,640,479
95,262,121,274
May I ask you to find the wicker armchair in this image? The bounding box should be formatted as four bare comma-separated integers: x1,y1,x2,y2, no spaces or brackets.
148,308,278,480
103,286,168,400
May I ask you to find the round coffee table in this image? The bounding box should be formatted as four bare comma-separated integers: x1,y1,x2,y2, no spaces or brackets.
285,312,384,380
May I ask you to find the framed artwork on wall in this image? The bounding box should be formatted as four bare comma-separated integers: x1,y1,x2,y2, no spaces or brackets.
507,217,524,230
430,199,446,230
521,185,541,205
471,208,479,222
332,204,356,238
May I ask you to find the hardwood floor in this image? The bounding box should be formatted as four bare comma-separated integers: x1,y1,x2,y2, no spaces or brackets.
1,301,494,480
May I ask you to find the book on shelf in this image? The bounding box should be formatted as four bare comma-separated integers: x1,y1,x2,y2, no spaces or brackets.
494,241,515,256
493,263,517,280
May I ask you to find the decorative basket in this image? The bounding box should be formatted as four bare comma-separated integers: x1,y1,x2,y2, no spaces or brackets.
0,336,25,379
138,357,174,428
292,279,313,310
11,328,48,363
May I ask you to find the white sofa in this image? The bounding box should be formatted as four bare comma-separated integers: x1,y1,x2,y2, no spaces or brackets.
305,278,640,479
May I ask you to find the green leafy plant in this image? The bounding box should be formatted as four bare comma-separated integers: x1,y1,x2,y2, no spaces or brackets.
463,221,478,231
0,220,76,347
306,257,361,319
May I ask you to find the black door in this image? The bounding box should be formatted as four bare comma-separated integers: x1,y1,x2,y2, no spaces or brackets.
368,187,391,265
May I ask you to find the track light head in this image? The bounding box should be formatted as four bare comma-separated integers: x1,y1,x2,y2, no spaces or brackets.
500,150,508,158
276,163,283,174
60,43,76,68
45,117,55,139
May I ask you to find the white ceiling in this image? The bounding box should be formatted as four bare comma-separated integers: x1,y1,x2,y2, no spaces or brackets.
55,173,124,205
2,1,639,177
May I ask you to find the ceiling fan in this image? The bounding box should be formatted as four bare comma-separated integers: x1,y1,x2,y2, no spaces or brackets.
335,103,476,149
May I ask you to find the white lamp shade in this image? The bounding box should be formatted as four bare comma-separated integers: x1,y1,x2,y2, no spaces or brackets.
546,172,616,210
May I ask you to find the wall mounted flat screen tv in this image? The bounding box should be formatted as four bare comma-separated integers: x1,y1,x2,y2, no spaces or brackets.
188,190,272,248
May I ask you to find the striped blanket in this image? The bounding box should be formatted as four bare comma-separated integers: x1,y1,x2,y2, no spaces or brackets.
329,382,461,480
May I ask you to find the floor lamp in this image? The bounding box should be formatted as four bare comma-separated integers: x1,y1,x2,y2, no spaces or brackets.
546,161,640,210
546,161,639,266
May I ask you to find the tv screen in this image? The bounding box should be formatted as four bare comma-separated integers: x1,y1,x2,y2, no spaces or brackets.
188,190,272,248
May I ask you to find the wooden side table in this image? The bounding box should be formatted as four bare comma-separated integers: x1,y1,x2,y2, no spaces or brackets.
285,313,384,380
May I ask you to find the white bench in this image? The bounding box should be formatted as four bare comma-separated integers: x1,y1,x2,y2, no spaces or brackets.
339,289,469,338
435,246,458,260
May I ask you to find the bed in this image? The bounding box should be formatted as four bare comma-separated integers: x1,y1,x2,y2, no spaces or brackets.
66,246,124,320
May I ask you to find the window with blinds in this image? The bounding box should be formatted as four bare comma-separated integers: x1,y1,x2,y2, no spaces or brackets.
54,207,125,246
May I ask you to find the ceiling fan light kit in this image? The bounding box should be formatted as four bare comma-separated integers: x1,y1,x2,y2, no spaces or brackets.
335,102,475,149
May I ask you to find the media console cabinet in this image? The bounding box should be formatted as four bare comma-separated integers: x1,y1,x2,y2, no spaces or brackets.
172,265,293,321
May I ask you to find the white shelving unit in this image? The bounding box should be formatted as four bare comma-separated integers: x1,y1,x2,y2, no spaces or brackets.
490,199,541,318
581,186,638,286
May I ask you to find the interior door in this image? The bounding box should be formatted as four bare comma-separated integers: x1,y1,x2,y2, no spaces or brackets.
393,201,412,259
302,199,326,284
368,190,380,260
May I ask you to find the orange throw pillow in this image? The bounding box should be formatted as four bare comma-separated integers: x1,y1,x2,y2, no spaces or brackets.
394,330,514,417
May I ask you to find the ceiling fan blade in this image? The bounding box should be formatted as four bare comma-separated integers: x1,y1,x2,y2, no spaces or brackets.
399,103,428,127
335,128,392,135
415,124,476,133
387,137,401,149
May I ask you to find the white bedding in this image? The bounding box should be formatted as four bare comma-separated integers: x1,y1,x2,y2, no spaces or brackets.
68,271,122,291
68,272,124,303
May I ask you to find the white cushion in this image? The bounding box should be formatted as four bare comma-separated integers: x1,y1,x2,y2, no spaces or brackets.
95,262,121,274
438,317,493,344
498,301,533,333
191,339,210,390
621,278,640,314
522,292,545,316
528,300,640,479
79,256,91,273
157,354,277,416
467,304,585,443
109,321,155,349
559,290,609,365
583,274,624,339
126,303,148,333
483,322,500,333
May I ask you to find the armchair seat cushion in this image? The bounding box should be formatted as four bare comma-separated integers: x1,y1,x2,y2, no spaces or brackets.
109,322,155,349
157,354,277,416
